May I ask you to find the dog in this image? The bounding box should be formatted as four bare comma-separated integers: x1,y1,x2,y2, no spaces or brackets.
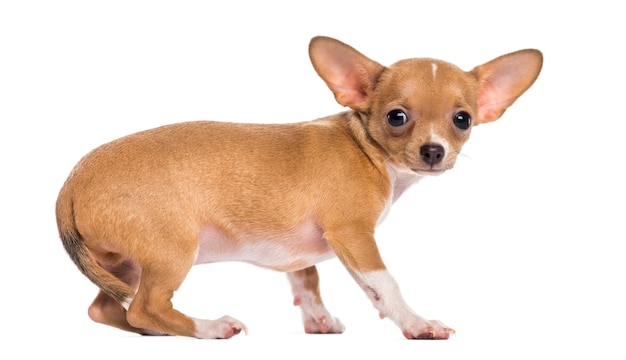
56,36,542,339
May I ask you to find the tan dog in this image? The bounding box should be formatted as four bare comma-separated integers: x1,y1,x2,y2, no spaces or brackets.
56,36,542,339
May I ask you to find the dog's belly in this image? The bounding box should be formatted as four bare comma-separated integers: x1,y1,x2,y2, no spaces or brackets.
194,219,335,272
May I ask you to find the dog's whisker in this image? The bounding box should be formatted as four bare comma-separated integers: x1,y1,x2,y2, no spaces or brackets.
454,151,473,160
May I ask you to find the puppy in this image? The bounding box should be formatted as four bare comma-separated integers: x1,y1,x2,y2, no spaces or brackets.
56,36,542,339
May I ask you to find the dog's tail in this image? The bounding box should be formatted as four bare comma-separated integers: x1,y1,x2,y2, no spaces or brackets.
56,186,134,304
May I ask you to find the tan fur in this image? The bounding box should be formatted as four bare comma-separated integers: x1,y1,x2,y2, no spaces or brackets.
291,267,323,304
57,36,542,339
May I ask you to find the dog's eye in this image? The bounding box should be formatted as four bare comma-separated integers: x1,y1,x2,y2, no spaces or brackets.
453,111,471,130
387,110,408,127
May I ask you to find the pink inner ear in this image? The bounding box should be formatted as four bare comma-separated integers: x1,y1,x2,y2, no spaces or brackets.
329,64,377,110
330,82,368,110
477,79,513,123
474,49,543,124
309,37,384,112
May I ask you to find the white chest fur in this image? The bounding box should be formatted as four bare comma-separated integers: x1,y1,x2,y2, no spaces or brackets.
378,164,423,224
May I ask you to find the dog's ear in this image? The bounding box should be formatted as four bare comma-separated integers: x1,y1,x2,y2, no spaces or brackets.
472,49,543,124
309,36,385,112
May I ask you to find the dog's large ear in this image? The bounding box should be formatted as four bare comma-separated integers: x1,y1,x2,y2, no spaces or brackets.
309,36,385,112
472,49,543,125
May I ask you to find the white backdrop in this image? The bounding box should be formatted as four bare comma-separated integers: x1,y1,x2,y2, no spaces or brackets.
1,1,624,359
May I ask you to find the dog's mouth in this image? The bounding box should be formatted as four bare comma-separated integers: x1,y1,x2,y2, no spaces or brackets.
410,167,447,176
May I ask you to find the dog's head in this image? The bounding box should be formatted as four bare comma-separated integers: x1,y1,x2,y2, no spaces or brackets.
309,36,543,175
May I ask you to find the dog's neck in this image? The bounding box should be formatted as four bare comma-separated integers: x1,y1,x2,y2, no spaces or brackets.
344,111,422,200
344,111,387,168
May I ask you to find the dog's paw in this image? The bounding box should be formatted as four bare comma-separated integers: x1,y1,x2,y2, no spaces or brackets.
294,297,344,334
402,319,455,340
303,314,345,334
193,315,248,339
291,287,345,334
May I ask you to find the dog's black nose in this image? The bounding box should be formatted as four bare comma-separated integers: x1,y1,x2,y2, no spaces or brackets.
420,144,445,165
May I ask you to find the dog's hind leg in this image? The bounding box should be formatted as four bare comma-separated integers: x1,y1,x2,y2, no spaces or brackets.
124,241,247,339
88,290,164,335
86,255,163,335
288,266,344,334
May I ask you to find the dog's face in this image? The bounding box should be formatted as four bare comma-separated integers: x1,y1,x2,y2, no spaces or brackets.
365,59,479,176
309,36,542,177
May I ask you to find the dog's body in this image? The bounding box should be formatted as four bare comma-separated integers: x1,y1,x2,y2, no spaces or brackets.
57,36,542,339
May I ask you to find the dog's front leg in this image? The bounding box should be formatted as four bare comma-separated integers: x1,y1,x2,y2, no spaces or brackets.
326,226,454,340
287,266,345,334
354,269,454,339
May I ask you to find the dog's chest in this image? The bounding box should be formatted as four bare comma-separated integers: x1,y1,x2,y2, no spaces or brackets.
378,164,423,224
194,219,335,272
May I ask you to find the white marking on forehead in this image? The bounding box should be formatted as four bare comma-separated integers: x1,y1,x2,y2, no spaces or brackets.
431,62,438,79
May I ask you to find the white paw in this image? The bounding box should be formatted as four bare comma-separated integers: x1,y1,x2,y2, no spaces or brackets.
303,314,345,334
193,315,248,339
401,318,455,340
